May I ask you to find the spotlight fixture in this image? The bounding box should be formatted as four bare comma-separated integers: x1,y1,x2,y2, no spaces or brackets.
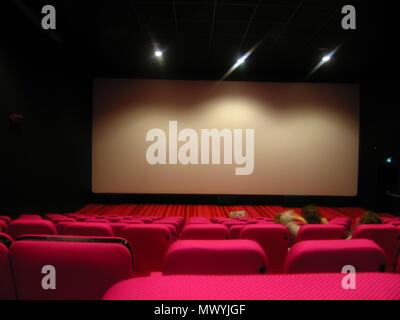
154,50,163,57
321,55,331,63
234,53,249,68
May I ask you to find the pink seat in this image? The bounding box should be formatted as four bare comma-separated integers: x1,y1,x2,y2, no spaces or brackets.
50,217,76,224
0,242,15,300
10,235,133,299
352,224,400,272
63,222,113,237
229,225,246,239
154,219,181,232
121,225,173,276
397,255,400,273
56,221,73,234
85,218,109,223
222,221,246,229
7,220,57,240
0,232,13,248
103,273,400,300
0,220,7,232
18,215,42,220
296,224,346,242
153,222,178,239
109,222,129,237
163,240,268,275
0,216,12,225
180,224,229,240
138,217,153,224
329,217,352,230
285,239,386,273
240,224,289,273
188,217,212,224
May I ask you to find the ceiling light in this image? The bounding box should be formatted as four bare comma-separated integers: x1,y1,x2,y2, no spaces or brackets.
234,53,249,68
154,50,163,57
321,55,331,63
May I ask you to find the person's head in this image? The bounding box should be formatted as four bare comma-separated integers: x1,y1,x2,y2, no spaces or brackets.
301,205,322,224
359,211,382,225
274,213,283,224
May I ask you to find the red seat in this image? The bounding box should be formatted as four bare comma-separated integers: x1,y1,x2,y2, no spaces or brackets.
187,217,212,224
153,223,178,239
103,273,400,300
180,224,229,240
18,215,42,220
296,224,346,242
109,222,129,237
163,240,268,275
55,221,72,235
0,242,15,300
9,235,133,299
7,220,57,240
121,225,173,276
352,224,400,272
0,220,7,232
108,217,123,223
240,224,289,273
0,232,13,248
285,239,386,273
329,217,352,230
63,222,113,237
85,218,109,223
139,217,153,224
229,225,246,239
0,216,12,225
397,255,400,273
154,219,181,232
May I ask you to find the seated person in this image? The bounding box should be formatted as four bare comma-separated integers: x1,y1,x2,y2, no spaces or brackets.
275,210,307,237
301,205,328,224
358,211,382,225
345,211,382,239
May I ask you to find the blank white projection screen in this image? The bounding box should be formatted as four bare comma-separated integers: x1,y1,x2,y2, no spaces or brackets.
92,79,359,196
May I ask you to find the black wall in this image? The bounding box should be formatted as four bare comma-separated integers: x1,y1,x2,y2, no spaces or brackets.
0,1,92,217
0,1,398,216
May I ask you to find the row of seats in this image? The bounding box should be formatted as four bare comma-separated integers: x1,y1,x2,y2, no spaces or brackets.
1,234,397,299
1,214,400,273
103,273,400,300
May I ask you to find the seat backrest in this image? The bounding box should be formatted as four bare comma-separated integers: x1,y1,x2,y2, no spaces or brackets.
229,225,246,239
240,224,289,273
188,217,212,224
0,216,12,225
180,224,229,240
163,240,268,275
284,239,386,273
85,218,109,223
296,224,346,242
0,232,14,248
329,217,351,230
139,217,153,224
19,215,42,220
0,242,15,300
7,220,57,240
121,224,173,276
9,235,133,299
0,220,7,232
109,222,129,237
352,224,400,272
55,221,73,235
63,222,113,237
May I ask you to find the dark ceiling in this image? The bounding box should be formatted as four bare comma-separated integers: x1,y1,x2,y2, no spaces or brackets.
1,0,371,82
